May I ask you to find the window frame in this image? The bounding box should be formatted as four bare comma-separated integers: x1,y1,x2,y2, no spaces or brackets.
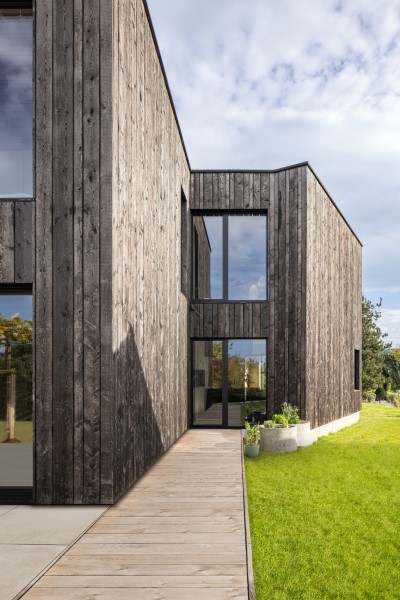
191,210,268,302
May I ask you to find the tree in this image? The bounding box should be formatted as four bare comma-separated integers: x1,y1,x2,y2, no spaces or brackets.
362,296,391,395
383,350,400,391
0,314,33,442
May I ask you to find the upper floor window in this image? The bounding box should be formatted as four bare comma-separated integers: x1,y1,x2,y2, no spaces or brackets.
192,214,267,301
0,6,33,198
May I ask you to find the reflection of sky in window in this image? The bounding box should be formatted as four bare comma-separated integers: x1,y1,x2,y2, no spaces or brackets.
204,216,223,298
229,216,267,300
229,339,266,359
0,295,32,320
0,14,33,197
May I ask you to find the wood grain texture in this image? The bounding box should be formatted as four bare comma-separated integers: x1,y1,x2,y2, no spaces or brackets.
14,201,34,282
111,0,190,501
23,430,249,600
0,202,15,282
189,165,361,428
190,302,267,339
305,169,362,427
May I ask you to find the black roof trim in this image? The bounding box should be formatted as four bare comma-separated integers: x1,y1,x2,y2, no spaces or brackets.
142,0,191,170
192,162,362,246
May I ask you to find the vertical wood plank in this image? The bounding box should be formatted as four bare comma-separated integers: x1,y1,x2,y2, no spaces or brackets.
14,202,34,283
0,202,15,282
35,0,53,504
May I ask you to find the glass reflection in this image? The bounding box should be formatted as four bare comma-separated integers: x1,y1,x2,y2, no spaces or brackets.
192,216,222,299
229,216,267,300
0,294,33,487
0,9,33,198
228,339,266,427
192,341,223,425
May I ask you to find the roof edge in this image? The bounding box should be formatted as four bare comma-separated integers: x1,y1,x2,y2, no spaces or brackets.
192,162,363,247
142,0,191,170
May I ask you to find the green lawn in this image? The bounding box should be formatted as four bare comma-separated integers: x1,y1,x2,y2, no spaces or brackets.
245,404,400,600
0,420,33,443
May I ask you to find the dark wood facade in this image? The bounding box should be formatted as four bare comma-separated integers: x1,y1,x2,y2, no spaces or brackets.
31,0,189,504
190,167,362,428
0,201,34,284
0,0,361,504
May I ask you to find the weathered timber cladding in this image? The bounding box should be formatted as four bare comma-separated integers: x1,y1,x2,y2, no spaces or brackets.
189,165,361,428
306,170,362,428
111,0,190,500
0,201,34,283
190,167,306,421
35,0,113,504
190,302,268,339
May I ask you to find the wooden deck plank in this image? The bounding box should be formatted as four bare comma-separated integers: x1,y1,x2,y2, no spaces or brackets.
23,430,249,599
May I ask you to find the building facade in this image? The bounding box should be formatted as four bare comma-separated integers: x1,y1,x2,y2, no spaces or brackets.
0,0,362,505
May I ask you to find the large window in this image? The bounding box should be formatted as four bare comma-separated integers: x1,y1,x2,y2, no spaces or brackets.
0,288,33,489
192,214,267,300
0,6,33,198
192,339,267,427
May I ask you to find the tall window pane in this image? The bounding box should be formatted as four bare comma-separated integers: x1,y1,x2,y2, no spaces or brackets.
0,292,33,487
192,216,223,299
229,215,267,300
0,9,33,198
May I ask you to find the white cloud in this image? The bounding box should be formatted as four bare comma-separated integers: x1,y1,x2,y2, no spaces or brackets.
380,310,400,347
147,0,400,337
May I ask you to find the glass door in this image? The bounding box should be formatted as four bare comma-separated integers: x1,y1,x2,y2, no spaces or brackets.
192,338,267,427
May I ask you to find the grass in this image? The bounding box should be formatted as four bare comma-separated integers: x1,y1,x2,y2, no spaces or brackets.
245,404,400,600
0,420,33,443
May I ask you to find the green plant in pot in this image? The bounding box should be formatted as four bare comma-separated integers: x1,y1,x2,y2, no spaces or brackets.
244,422,260,458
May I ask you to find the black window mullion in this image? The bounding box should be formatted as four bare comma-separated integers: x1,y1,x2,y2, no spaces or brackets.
223,215,228,300
222,339,228,427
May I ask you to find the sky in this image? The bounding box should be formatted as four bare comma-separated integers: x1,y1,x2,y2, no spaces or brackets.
147,0,400,347
0,14,33,197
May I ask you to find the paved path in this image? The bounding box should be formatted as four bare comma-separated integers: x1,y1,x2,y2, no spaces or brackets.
22,429,251,599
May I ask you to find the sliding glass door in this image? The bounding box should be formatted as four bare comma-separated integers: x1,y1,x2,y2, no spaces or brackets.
192,338,267,427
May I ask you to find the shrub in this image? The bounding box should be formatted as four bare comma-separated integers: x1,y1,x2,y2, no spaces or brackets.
245,422,260,446
375,387,386,400
363,391,376,403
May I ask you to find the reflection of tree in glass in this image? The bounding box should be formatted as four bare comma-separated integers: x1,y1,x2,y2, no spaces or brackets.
0,314,32,443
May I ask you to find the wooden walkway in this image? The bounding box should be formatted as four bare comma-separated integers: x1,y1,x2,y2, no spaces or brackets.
23,430,251,599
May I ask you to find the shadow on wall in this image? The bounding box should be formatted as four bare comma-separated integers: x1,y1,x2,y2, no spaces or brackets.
113,324,165,501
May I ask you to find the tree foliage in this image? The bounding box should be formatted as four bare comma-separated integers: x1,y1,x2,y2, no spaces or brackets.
362,296,391,394
383,350,400,391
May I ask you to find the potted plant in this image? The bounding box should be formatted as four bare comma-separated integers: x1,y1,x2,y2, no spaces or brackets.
244,422,260,458
280,402,314,447
259,403,298,453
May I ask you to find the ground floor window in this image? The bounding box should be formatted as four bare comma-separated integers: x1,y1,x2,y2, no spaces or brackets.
0,287,33,491
192,338,267,427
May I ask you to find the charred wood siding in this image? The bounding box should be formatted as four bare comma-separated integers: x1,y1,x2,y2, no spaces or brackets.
0,201,34,283
190,303,268,339
111,0,190,500
34,0,189,504
189,165,361,428
34,0,113,504
190,168,306,421
305,170,362,428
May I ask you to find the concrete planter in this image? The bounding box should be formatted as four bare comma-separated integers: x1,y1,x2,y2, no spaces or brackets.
260,425,297,453
296,421,315,447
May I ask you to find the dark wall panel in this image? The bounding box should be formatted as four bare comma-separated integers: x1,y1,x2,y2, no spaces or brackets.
35,0,113,504
190,302,268,339
0,201,34,284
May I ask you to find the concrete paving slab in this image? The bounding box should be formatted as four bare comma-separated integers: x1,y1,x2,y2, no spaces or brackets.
0,544,65,600
0,506,106,545
0,505,17,517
